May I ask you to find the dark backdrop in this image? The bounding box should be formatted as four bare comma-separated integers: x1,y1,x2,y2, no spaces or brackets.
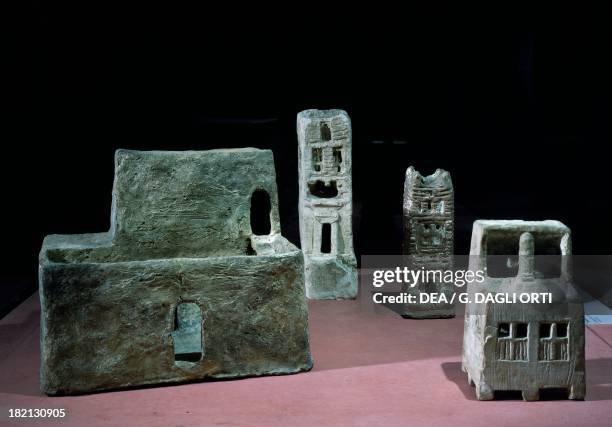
3,3,611,316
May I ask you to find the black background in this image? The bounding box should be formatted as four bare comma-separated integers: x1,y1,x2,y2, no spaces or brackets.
3,3,611,315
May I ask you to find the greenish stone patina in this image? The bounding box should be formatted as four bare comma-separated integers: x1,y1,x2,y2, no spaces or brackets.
171,303,203,361
39,148,313,395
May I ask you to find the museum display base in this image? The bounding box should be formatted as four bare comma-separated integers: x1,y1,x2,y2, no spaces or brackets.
1,292,611,427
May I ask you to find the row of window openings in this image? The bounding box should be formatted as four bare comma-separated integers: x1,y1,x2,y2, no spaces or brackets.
417,223,446,248
419,200,445,213
497,321,569,362
418,222,445,233
498,322,568,339
312,148,343,172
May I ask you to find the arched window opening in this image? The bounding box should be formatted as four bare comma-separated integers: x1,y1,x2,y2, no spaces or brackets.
321,223,332,254
309,180,338,198
320,122,331,141
250,190,271,235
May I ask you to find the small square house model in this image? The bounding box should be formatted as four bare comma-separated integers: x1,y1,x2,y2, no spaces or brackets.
39,148,313,395
296,109,358,299
462,220,585,401
402,167,455,318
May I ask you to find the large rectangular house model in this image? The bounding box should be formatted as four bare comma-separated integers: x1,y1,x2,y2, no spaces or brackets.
39,148,313,395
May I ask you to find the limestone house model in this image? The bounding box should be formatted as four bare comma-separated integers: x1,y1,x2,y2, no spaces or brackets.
402,167,455,318
462,220,585,401
38,148,313,395
296,109,358,299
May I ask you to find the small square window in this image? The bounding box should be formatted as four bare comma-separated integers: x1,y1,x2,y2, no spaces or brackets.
540,323,552,339
515,323,528,338
498,323,510,338
556,322,568,338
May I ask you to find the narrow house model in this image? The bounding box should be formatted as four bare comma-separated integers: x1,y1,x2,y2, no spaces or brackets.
39,148,313,395
296,109,358,299
462,220,585,401
402,167,455,318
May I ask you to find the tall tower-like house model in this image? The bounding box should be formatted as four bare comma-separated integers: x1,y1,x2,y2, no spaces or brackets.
402,167,455,318
297,109,358,299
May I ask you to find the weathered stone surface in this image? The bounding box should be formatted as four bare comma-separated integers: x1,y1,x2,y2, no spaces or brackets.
296,109,358,299
402,167,455,318
171,303,203,361
462,220,585,401
39,148,313,395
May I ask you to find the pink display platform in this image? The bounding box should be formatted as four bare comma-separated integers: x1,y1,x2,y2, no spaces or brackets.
1,293,611,426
